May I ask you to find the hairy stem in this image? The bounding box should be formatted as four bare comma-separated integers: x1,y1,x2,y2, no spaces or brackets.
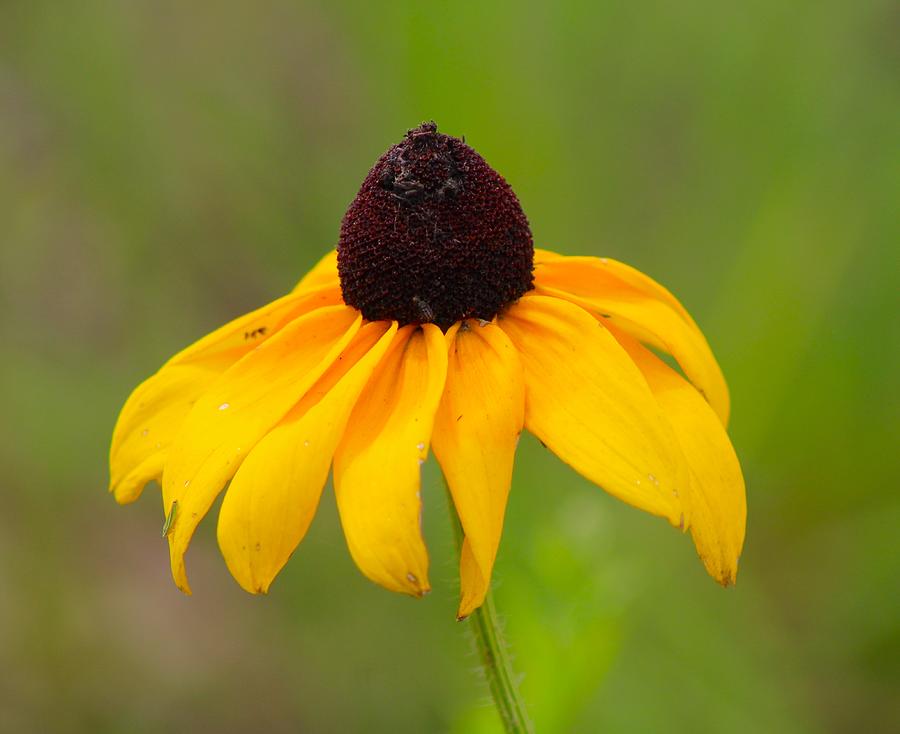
446,487,533,734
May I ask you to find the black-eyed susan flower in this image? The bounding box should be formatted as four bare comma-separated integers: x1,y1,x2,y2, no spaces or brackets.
110,122,746,619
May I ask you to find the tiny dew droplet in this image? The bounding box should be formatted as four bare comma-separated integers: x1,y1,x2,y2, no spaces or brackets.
218,402,230,411
303,440,311,447
416,442,425,451
183,480,190,488
141,428,149,437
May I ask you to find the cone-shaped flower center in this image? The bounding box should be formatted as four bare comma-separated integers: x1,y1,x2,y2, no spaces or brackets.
337,122,534,329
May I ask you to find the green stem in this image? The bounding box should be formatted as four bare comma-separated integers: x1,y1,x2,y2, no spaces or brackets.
446,486,534,734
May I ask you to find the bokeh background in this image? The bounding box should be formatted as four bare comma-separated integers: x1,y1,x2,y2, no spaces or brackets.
1,1,897,732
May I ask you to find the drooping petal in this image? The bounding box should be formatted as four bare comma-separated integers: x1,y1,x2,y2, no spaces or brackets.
614,332,746,585
163,305,361,593
217,321,397,594
110,362,218,505
109,285,342,504
292,250,339,293
432,321,525,618
333,324,448,596
537,255,698,325
168,284,343,366
533,256,729,425
499,295,688,525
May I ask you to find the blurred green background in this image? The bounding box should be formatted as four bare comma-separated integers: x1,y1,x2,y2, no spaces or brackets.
1,1,897,732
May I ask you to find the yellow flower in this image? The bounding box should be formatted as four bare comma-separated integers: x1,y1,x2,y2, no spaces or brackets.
110,123,745,619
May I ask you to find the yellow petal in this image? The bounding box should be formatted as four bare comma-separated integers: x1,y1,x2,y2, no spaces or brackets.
534,256,730,425
110,363,217,504
109,285,341,504
432,321,525,618
292,250,339,293
499,295,687,525
615,332,746,585
169,284,343,366
542,255,699,326
333,324,449,596
217,321,397,593
534,247,561,263
163,305,361,593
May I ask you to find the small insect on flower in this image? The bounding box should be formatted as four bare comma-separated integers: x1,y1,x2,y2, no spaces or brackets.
412,296,436,323
109,122,746,618
162,501,177,537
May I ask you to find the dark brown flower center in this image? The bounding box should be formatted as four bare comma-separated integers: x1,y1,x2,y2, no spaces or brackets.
337,122,534,329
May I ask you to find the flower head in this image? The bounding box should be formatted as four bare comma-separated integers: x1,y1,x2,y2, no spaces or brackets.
339,121,533,328
110,123,746,618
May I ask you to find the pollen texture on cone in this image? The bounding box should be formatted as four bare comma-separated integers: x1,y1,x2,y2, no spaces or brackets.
337,122,534,329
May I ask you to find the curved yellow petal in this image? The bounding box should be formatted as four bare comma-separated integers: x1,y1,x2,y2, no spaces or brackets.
169,284,343,366
109,285,341,504
163,305,361,593
536,255,698,326
217,321,397,594
499,295,687,525
432,321,525,619
615,332,746,585
534,247,561,263
333,324,448,596
110,363,217,504
534,256,730,425
292,250,339,293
